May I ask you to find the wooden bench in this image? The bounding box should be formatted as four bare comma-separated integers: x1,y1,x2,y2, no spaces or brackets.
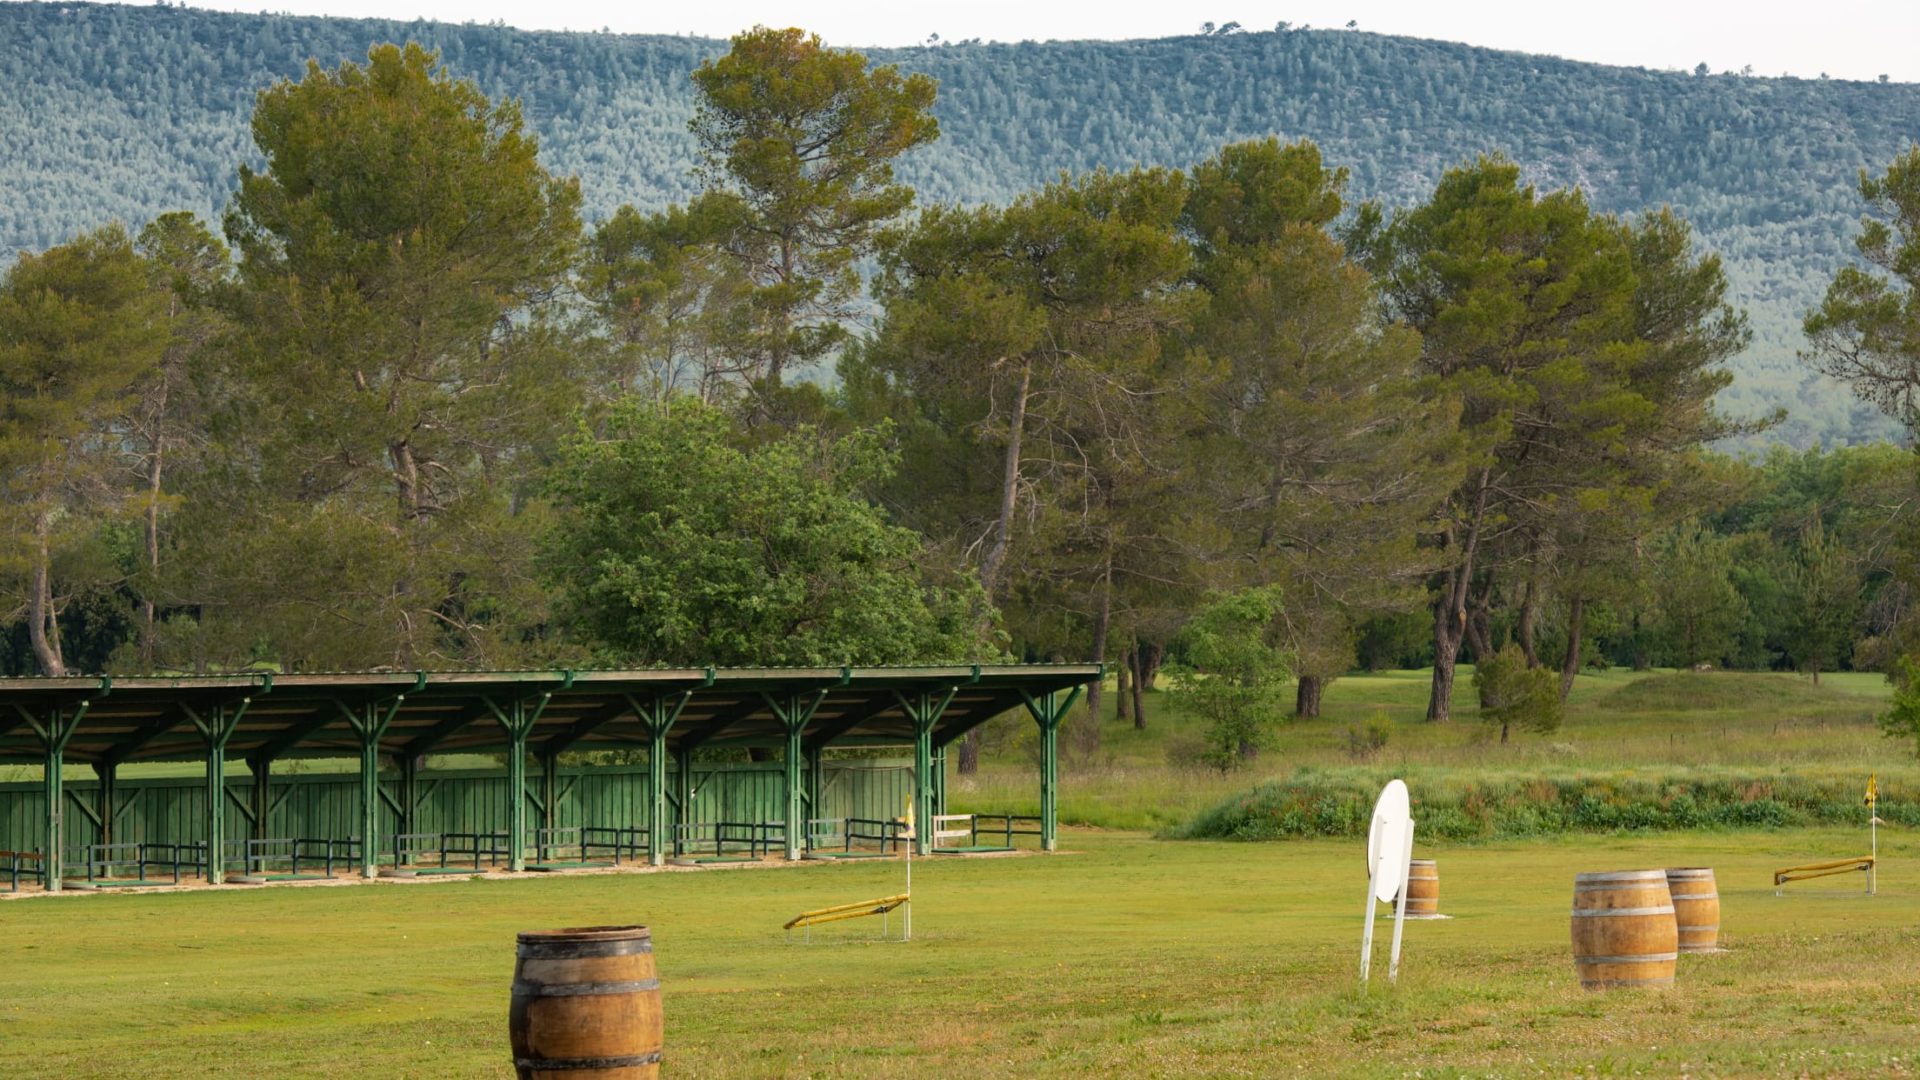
84,842,208,887
229,838,360,882
2,849,45,892
387,831,509,876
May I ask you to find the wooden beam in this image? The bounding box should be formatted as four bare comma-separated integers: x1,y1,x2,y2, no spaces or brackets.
803,693,900,752
540,698,638,757
93,711,193,764
249,707,348,762
400,701,496,758
675,698,766,753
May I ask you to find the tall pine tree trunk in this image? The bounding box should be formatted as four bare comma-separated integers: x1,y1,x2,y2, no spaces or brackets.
1517,577,1539,667
1559,595,1586,700
28,516,65,677
1428,470,1492,722
978,357,1031,598
1115,646,1132,723
1085,551,1112,724
141,412,167,672
1131,644,1147,729
962,357,1032,779
1464,582,1494,663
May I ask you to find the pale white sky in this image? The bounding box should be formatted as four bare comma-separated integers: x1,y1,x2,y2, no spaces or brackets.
179,0,1920,83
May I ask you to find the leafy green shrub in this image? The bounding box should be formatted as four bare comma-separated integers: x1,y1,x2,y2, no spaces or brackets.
1170,587,1291,771
1881,657,1920,758
1344,713,1392,761
1169,767,1913,841
1473,645,1563,743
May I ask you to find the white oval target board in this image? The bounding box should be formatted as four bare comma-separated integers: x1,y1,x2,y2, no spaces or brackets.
1365,779,1411,903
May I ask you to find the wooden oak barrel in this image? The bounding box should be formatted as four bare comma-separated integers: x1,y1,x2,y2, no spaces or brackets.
1570,871,1677,990
1665,868,1721,953
1403,860,1439,916
510,926,662,1079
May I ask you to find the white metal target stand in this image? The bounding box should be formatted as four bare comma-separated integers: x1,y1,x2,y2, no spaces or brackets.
1359,779,1415,986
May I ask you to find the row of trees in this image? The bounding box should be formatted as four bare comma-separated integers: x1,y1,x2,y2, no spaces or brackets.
4,32,1917,766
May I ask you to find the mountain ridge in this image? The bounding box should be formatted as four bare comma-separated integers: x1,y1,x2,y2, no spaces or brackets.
5,1,1917,445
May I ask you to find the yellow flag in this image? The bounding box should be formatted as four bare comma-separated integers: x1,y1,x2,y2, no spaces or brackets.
903,794,915,838
1866,773,1878,807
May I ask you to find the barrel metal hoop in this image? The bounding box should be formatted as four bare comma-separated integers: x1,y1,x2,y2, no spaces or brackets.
1575,952,1680,964
512,978,662,997
1679,924,1721,932
517,938,654,959
514,1051,663,1070
1570,906,1675,916
1574,871,1668,882
1673,893,1720,901
1581,977,1676,988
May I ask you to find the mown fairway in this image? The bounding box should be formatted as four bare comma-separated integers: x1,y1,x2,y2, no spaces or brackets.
4,825,1916,1077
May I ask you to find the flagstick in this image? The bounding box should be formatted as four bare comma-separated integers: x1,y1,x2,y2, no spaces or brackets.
1868,773,1879,897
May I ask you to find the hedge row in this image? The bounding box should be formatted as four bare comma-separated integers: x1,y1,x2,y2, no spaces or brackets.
1169,769,1911,842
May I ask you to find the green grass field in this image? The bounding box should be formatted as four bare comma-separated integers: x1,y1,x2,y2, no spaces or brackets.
3,668,1912,1076
951,668,1903,832
3,826,1915,1077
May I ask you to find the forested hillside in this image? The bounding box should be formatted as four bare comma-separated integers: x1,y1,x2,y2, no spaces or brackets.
2,2,1916,444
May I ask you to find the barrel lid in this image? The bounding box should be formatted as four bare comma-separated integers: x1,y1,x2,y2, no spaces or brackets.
1664,867,1715,878
516,925,651,945
1574,870,1667,883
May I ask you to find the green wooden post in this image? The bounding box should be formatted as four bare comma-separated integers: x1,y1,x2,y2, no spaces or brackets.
490,692,550,873
1021,687,1083,853
784,712,804,860
763,691,826,861
913,717,933,856
538,750,559,831
28,705,85,892
632,692,689,867
398,754,419,841
504,706,530,873
807,748,825,846
933,747,948,817
248,756,271,841
673,745,694,856
893,688,957,857
92,760,118,849
187,699,247,885
357,712,382,879
350,696,405,879
648,719,668,866
44,724,65,889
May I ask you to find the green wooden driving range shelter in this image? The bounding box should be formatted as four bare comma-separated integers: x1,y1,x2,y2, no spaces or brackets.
0,664,1097,891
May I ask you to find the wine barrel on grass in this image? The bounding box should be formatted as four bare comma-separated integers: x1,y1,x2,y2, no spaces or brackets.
510,925,662,1078
1570,871,1677,990
1665,868,1721,953
1404,860,1439,916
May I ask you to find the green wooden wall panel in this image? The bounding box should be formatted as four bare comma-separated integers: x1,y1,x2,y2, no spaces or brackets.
0,758,916,866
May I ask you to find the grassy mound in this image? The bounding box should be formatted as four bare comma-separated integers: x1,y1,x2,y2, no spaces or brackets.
1602,670,1876,713
1170,766,1911,842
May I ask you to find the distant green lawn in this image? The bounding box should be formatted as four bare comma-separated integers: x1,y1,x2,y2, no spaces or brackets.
3,826,1915,1076
952,667,1905,832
